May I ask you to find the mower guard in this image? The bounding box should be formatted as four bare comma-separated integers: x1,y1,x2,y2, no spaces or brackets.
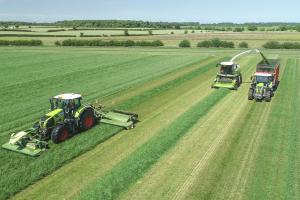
100,109,138,129
2,142,43,157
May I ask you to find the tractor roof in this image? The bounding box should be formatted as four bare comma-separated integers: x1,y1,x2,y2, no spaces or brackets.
220,61,234,66
53,93,82,100
255,72,272,76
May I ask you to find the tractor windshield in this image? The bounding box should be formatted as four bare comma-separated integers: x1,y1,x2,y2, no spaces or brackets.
220,65,233,75
255,75,272,83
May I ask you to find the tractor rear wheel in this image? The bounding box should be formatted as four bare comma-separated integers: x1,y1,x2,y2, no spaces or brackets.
248,88,254,100
51,125,70,144
80,109,96,131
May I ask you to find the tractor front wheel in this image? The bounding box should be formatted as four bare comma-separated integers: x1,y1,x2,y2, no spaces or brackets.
51,125,70,144
80,109,96,131
265,91,271,102
248,88,254,100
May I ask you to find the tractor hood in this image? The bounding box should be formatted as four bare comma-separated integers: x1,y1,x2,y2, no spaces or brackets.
46,108,63,117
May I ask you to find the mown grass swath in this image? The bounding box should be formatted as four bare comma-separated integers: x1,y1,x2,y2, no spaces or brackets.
77,89,229,200
0,49,216,199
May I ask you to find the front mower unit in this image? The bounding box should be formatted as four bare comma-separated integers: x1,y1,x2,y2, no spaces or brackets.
100,109,138,129
212,74,238,89
2,128,47,156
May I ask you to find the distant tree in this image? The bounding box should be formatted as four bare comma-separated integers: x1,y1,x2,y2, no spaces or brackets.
54,41,61,46
148,30,153,35
191,30,195,33
295,26,300,32
277,26,288,31
263,41,281,49
72,26,77,30
4,25,8,29
15,25,19,29
238,41,248,48
80,32,84,37
179,40,191,47
170,31,174,34
233,27,244,32
247,26,258,31
175,25,181,29
124,29,129,36
184,30,188,34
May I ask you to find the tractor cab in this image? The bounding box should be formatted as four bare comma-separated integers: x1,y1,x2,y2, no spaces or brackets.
217,62,238,75
252,73,273,87
50,93,82,115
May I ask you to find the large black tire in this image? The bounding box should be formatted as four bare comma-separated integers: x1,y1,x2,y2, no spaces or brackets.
248,88,254,100
80,109,96,131
265,91,271,102
51,125,70,144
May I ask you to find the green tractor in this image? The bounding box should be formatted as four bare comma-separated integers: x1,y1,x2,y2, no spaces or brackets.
211,61,242,89
248,73,274,102
2,93,138,156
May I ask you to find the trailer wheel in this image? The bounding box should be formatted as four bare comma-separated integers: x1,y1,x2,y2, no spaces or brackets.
80,109,96,131
248,88,254,100
51,125,69,144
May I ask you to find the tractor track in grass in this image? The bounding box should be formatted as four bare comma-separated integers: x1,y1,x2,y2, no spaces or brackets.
118,56,258,200
11,55,224,200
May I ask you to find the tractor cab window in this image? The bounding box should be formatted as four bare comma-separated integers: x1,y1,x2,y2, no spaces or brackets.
255,76,269,83
220,65,233,74
50,97,81,111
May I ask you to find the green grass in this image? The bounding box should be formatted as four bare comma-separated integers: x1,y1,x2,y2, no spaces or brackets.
0,47,215,199
77,89,229,200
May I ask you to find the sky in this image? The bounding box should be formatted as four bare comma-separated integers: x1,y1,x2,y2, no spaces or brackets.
0,0,299,23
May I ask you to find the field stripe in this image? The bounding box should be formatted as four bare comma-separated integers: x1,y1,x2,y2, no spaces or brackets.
76,89,229,200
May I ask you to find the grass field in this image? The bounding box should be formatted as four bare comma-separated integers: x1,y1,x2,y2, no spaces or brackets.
1,46,299,200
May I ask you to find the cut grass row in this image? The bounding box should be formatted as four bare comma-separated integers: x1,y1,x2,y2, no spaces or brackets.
0,49,222,199
77,89,229,200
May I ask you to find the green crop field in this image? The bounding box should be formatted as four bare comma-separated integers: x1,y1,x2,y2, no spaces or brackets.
1,46,299,200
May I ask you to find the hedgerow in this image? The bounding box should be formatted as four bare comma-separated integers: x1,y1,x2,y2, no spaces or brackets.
58,39,164,47
0,39,43,46
263,41,300,49
179,40,191,47
197,38,235,48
